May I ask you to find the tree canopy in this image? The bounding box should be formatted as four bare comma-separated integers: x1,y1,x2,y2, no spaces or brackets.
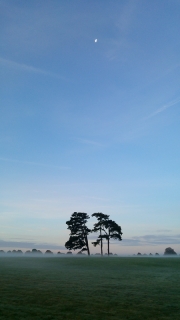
65,212,91,255
91,212,109,255
65,211,122,255
103,219,123,255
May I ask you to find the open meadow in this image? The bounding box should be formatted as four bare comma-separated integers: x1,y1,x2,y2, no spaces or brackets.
0,256,180,320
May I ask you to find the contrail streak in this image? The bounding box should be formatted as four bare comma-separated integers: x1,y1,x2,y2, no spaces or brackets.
146,97,180,119
0,57,67,80
0,157,70,169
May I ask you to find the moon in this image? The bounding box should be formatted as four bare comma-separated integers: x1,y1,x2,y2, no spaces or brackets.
94,39,98,43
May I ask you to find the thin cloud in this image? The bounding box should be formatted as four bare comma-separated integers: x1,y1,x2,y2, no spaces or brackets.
121,234,180,246
88,233,180,246
76,138,104,147
145,98,180,120
0,239,64,250
0,157,70,170
156,229,172,233
116,0,137,34
0,56,67,81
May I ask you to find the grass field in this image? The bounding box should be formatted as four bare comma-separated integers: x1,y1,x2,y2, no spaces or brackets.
0,256,180,320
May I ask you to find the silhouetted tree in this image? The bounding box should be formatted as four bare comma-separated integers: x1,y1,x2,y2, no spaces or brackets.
164,247,177,255
25,250,31,254
91,212,109,255
103,219,123,255
65,212,91,255
45,250,53,254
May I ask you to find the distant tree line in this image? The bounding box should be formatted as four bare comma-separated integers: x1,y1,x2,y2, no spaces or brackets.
65,212,123,255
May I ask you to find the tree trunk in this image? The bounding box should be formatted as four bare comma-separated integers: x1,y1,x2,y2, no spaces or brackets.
100,226,103,256
108,228,110,255
85,236,90,256
83,223,90,256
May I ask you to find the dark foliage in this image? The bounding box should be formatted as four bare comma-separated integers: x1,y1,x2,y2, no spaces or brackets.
91,213,122,255
102,219,123,255
45,250,53,254
164,247,177,255
91,212,109,255
65,212,91,255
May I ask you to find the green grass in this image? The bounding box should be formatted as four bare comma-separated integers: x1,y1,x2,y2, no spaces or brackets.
0,256,180,320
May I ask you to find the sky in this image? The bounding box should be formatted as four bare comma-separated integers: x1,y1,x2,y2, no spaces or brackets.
1,0,180,255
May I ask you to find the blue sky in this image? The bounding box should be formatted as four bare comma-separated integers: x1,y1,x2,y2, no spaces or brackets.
1,0,180,255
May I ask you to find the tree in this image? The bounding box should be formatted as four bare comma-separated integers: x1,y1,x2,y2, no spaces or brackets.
103,219,123,255
65,212,91,255
91,212,109,255
164,247,177,255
